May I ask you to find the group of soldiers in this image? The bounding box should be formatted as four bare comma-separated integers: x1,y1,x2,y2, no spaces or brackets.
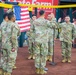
0,12,20,75
0,9,76,75
27,10,76,74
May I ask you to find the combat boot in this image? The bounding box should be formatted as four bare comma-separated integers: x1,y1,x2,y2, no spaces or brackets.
44,67,48,71
13,65,17,69
46,56,49,61
0,68,3,75
48,55,52,62
6,72,11,75
28,55,32,59
40,69,47,74
62,57,67,63
67,58,71,63
36,68,40,74
4,72,11,75
32,55,35,59
3,71,6,75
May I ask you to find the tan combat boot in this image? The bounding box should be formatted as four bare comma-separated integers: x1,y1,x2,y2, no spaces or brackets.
13,65,17,69
40,69,47,74
46,56,49,61
0,68,3,75
3,71,11,75
3,71,6,75
32,55,35,59
28,55,32,59
48,55,52,62
36,68,40,74
6,72,11,75
67,58,71,63
62,57,67,63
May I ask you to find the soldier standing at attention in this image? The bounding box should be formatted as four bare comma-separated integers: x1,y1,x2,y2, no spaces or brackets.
12,20,20,69
27,14,36,59
0,12,20,75
58,16,76,63
47,13,58,62
7,9,20,69
0,13,9,75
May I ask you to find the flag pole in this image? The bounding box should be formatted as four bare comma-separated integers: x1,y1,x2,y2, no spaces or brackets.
50,28,56,66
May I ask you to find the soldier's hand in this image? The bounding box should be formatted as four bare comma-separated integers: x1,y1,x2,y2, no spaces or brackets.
12,48,15,52
58,18,61,23
51,13,55,18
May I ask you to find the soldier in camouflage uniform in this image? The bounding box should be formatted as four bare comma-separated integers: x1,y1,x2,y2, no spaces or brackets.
12,22,20,69
58,16,76,63
7,9,20,69
27,14,36,59
0,13,9,75
0,12,20,75
47,13,58,62
33,10,58,74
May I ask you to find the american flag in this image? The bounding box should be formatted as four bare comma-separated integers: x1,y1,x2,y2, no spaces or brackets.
4,8,8,12
14,6,31,32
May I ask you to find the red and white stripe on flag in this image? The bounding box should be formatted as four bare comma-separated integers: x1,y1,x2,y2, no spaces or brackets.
4,8,8,12
16,6,31,32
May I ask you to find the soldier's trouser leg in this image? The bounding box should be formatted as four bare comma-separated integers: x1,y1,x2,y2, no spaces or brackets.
66,43,72,62
35,43,48,74
47,41,53,61
61,41,67,57
48,42,53,56
35,55,46,69
2,49,8,72
2,49,15,74
61,42,72,58
11,49,18,69
61,41,67,62
28,40,35,59
28,41,32,54
0,50,3,69
0,50,3,75
61,41,72,62
28,40,33,59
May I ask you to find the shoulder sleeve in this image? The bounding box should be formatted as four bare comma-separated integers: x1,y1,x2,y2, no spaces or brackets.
11,24,18,48
72,24,76,39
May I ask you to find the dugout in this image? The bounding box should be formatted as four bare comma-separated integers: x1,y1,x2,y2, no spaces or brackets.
56,0,76,21
0,8,4,24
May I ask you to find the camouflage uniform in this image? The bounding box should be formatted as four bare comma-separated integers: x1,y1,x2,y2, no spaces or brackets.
27,19,35,59
0,21,20,73
33,18,57,74
59,22,76,62
47,18,58,61
12,22,20,68
0,20,7,70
